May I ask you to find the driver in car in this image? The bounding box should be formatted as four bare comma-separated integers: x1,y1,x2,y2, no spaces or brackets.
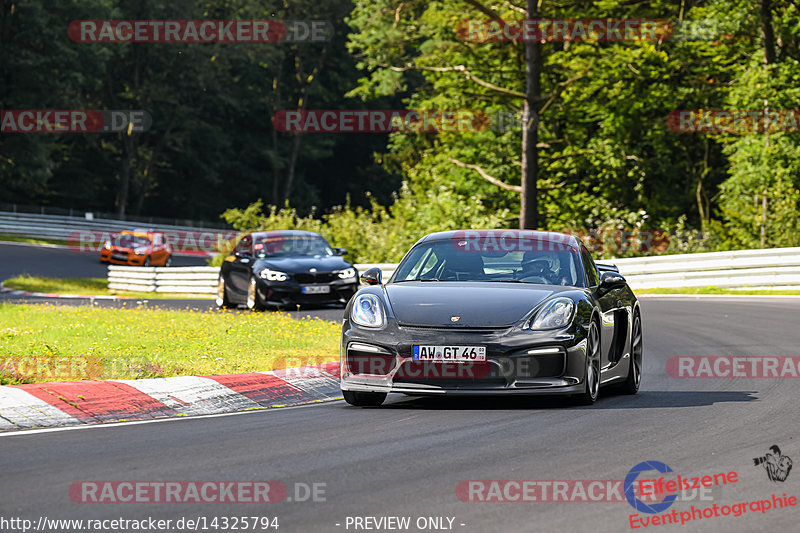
518,252,570,285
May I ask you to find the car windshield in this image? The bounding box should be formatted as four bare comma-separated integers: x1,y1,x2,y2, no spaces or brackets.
114,234,151,249
254,234,333,258
392,239,582,286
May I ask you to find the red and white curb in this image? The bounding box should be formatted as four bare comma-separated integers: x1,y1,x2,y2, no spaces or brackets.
0,362,341,431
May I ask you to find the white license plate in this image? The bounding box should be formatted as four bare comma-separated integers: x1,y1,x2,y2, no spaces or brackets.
412,345,486,362
302,285,331,294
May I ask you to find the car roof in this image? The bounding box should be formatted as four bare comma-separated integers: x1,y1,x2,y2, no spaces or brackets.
122,229,158,237
248,230,323,239
414,229,583,250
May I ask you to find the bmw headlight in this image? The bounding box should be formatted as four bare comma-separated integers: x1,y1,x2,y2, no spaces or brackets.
530,297,575,330
133,247,148,255
259,268,288,282
351,294,385,328
337,267,357,280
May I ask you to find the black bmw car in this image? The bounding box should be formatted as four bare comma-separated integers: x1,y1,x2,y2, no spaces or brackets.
216,230,359,310
340,229,642,406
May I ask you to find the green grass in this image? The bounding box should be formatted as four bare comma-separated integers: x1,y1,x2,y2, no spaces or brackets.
0,234,67,246
0,303,341,385
636,286,800,295
3,275,212,299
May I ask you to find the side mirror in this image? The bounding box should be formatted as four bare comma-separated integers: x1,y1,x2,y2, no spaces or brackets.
360,267,382,286
597,270,626,295
334,247,348,256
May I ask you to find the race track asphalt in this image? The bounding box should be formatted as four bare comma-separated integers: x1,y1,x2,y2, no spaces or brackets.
2,296,798,533
0,241,208,280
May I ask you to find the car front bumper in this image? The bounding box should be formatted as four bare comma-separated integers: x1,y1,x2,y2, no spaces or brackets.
254,277,359,306
340,320,590,396
100,249,149,266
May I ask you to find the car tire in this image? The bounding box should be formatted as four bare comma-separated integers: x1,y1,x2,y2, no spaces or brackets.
620,312,642,395
216,276,233,309
164,255,172,267
246,276,266,311
574,320,600,406
143,256,151,267
343,390,387,407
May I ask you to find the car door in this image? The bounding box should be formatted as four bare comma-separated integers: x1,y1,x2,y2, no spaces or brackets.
581,246,618,370
151,234,166,265
228,234,254,297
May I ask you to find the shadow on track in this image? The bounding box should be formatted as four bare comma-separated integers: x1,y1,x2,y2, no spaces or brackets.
363,390,759,411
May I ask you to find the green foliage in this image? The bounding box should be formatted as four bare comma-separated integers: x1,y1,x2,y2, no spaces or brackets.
4,0,800,254
216,185,509,264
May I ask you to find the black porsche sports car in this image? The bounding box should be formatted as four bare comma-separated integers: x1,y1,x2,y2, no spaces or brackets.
340,229,642,406
216,230,359,310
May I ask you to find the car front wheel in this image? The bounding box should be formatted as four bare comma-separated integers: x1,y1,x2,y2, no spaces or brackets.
620,312,642,395
247,276,266,311
216,276,233,309
343,390,387,407
574,320,600,405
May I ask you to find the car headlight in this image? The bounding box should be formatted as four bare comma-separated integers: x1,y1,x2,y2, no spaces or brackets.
133,247,148,255
259,268,288,282
351,294,385,328
530,297,575,330
337,267,357,280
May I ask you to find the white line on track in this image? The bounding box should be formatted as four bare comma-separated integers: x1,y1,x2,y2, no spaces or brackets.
0,398,343,438
0,240,69,249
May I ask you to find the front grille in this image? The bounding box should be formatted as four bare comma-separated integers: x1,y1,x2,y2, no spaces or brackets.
524,352,565,378
346,352,395,375
393,360,507,387
293,272,338,284
399,325,510,334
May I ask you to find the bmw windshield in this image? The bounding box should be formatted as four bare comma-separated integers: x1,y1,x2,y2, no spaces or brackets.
113,234,151,249
254,234,334,258
393,239,582,286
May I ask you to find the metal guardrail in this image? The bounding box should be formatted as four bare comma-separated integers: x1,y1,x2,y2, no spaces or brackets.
105,248,800,295
106,264,395,296
0,203,229,229
612,246,800,289
0,210,232,242
108,266,219,295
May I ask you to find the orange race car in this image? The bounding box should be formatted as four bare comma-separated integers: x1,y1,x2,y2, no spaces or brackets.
100,229,173,266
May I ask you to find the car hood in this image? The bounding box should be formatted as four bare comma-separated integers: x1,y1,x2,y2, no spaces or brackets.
385,282,570,328
255,255,351,273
